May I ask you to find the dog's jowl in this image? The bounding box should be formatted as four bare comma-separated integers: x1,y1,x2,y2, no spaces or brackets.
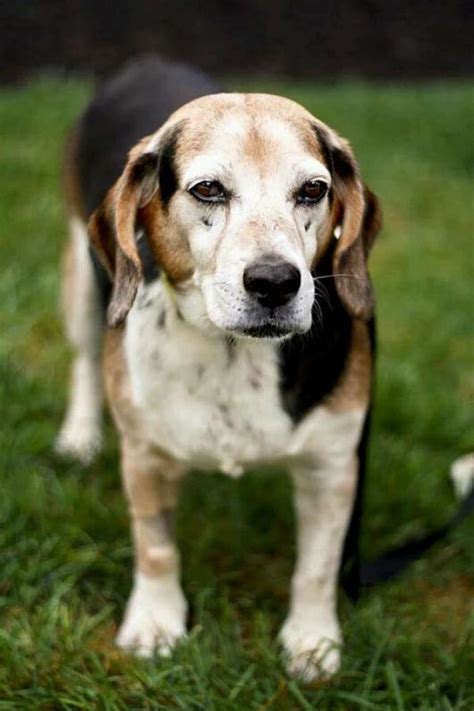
56,56,381,681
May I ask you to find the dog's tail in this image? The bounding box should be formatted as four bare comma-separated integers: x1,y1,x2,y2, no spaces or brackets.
356,453,474,591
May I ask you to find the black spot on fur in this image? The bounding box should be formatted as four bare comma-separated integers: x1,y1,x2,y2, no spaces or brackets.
311,123,356,181
249,377,261,390
304,220,311,232
158,124,183,206
90,248,112,312
157,310,166,328
218,403,233,428
137,233,160,284
225,338,236,365
202,216,213,227
331,146,356,181
131,152,159,183
311,124,333,173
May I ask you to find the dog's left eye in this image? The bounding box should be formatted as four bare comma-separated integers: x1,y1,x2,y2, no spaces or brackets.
296,179,329,205
189,180,226,203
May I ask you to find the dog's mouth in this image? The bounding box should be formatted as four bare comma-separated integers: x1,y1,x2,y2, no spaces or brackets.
233,323,292,339
228,312,310,340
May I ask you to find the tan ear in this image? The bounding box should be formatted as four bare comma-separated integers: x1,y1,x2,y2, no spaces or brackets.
314,125,382,320
330,142,381,320
88,144,159,327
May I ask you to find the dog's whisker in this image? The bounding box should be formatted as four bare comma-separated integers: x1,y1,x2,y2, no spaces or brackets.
312,273,364,282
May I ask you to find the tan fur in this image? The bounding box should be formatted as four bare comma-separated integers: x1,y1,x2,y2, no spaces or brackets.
326,320,372,411
240,122,275,171
140,201,194,285
165,93,330,172
104,329,183,577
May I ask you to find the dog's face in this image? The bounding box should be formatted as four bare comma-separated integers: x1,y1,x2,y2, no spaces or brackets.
90,94,381,335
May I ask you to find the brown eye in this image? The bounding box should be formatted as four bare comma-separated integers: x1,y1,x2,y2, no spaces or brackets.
189,180,226,203
297,179,329,205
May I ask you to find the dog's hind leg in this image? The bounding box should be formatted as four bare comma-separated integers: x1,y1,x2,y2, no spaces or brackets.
56,216,104,464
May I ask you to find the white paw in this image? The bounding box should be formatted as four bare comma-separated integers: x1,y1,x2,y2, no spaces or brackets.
116,572,188,658
55,418,102,464
279,614,342,682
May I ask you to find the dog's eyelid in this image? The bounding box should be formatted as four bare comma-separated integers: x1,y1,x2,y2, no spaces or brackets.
303,176,330,188
291,174,330,195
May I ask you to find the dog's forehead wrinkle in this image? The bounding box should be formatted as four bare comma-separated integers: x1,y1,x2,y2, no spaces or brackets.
170,96,330,180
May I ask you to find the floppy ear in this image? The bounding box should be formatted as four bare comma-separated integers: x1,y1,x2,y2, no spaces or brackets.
88,142,160,327
315,126,382,320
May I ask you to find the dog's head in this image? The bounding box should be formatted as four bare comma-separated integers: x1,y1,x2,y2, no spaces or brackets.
89,93,381,337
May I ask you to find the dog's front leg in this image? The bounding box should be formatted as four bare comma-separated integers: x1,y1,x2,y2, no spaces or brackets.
281,451,358,681
116,437,187,657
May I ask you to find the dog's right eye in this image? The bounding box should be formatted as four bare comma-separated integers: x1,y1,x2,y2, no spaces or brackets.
189,181,226,203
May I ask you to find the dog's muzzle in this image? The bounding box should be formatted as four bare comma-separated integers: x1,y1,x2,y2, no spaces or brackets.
234,257,306,338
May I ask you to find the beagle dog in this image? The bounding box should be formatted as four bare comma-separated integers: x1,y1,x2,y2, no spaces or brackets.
56,56,382,681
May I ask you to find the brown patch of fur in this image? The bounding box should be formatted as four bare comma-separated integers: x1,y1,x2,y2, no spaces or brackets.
313,195,345,265
103,330,182,481
332,174,374,320
140,199,194,285
88,200,115,278
240,122,272,172
103,329,182,576
326,320,372,411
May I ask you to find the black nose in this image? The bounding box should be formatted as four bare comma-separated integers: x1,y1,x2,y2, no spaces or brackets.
243,259,301,308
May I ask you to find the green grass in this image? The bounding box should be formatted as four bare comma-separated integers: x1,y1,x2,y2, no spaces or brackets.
0,78,473,709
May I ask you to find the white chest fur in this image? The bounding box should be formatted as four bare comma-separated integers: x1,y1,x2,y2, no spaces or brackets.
124,282,294,475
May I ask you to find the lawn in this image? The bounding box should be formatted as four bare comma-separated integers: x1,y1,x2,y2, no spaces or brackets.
0,78,473,709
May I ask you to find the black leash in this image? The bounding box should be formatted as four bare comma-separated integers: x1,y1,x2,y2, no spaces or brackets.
359,486,474,589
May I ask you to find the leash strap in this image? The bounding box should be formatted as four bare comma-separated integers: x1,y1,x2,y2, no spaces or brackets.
359,485,474,589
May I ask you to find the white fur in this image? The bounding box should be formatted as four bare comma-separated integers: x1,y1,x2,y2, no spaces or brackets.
126,283,364,476
120,279,366,679
125,281,294,474
168,112,331,336
116,570,188,657
281,409,364,679
56,218,103,463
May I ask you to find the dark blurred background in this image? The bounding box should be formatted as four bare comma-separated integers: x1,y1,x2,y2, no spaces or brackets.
1,0,473,85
